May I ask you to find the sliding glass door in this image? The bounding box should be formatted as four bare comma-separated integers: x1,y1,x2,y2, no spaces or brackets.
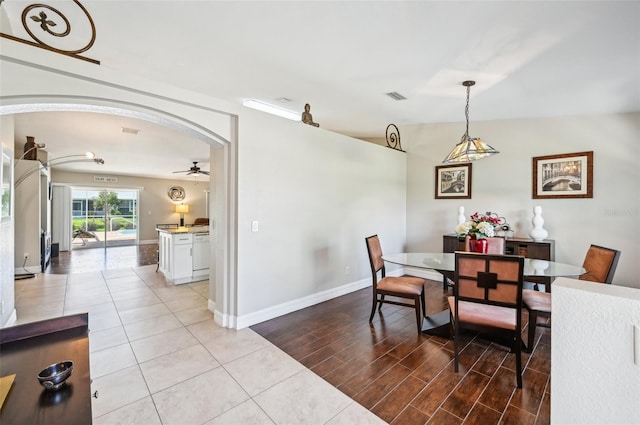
71,188,139,249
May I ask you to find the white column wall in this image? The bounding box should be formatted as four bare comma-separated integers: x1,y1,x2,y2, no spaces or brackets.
0,115,16,327
551,277,640,424
51,185,71,251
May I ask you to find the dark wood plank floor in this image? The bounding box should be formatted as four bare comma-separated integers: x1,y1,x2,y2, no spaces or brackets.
252,280,550,425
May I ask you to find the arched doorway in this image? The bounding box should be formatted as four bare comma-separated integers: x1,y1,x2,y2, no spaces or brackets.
2,100,238,328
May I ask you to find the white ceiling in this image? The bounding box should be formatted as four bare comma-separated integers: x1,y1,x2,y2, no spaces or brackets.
5,1,639,179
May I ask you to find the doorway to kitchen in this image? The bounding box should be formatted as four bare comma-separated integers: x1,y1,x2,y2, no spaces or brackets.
71,187,139,249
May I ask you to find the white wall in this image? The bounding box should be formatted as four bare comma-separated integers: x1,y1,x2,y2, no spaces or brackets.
403,113,640,287
13,160,44,272
0,115,16,326
235,108,407,325
551,277,640,424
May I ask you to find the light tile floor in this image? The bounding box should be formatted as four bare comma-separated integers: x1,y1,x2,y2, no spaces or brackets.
13,265,386,425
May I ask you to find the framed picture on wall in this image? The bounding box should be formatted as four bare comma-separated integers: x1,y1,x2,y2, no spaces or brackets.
435,163,472,199
532,151,593,199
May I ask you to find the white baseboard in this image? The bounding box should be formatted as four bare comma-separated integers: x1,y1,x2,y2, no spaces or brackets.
139,239,156,245
210,298,236,328
2,309,17,328
235,277,371,329
218,270,445,330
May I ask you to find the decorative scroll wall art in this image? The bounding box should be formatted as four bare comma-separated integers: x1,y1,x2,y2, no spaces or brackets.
385,124,404,151
168,186,186,201
0,0,100,64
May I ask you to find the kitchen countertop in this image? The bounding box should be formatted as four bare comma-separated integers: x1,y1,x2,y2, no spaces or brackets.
156,226,209,234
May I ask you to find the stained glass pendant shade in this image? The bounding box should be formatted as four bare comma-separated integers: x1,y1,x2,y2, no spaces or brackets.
442,81,499,163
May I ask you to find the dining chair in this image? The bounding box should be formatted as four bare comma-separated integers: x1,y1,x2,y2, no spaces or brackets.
449,252,525,388
193,217,209,226
365,235,426,333
523,244,621,352
443,236,507,290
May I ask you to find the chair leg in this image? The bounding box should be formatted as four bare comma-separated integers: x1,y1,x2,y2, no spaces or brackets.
453,320,459,373
420,291,426,318
515,337,523,388
414,296,422,333
527,309,538,352
378,295,385,311
369,295,378,323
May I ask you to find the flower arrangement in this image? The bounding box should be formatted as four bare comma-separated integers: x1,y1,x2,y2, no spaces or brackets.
456,212,502,239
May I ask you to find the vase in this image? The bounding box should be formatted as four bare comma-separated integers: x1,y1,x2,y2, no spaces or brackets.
468,236,488,253
457,206,465,226
529,205,549,242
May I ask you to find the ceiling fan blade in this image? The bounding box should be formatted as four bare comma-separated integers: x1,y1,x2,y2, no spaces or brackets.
173,162,210,175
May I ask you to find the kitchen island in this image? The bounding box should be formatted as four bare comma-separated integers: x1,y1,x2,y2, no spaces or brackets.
157,226,209,284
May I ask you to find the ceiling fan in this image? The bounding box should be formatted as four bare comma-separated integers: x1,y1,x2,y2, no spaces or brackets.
172,161,210,176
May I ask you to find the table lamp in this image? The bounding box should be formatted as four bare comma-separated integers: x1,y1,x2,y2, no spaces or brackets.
176,203,189,226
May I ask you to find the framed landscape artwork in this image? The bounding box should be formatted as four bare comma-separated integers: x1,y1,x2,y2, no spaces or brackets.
435,163,472,199
532,151,593,199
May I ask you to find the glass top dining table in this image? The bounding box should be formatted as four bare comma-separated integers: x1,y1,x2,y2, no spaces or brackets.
382,253,586,278
381,252,585,338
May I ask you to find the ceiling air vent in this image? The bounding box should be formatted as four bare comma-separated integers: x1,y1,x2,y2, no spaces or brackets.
385,92,407,101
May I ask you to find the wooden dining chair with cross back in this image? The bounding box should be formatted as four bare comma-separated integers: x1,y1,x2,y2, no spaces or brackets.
365,235,426,333
523,244,621,352
449,251,525,388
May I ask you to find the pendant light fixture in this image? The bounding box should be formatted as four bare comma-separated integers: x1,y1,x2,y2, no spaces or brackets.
442,81,499,163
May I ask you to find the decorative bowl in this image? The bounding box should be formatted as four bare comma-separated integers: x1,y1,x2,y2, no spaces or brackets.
37,361,74,390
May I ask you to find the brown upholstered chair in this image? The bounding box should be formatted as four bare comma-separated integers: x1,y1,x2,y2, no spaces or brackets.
365,235,426,333
523,244,621,352
449,252,525,388
193,217,209,226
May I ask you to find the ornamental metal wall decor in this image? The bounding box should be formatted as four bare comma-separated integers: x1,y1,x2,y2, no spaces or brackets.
0,0,100,64
168,186,185,201
385,124,404,151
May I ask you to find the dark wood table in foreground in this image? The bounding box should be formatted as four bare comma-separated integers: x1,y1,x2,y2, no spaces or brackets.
0,313,92,425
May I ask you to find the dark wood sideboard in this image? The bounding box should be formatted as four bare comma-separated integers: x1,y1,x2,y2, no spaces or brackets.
443,234,555,288
0,313,92,425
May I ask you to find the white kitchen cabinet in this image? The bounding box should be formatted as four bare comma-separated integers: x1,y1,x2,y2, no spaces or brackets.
157,229,209,284
173,234,193,281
